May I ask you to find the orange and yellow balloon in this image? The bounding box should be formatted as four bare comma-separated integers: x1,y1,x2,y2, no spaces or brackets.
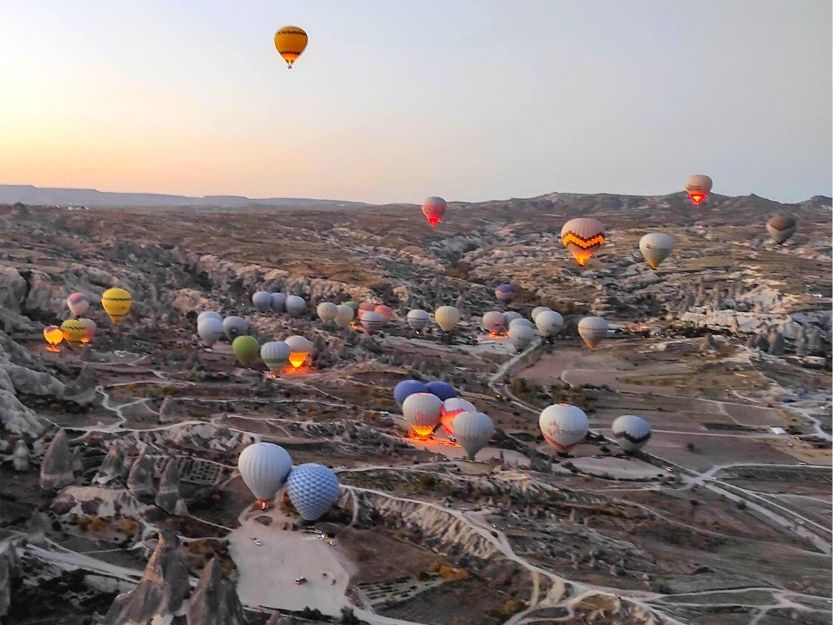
43,326,63,352
101,287,133,325
274,25,308,69
61,319,87,346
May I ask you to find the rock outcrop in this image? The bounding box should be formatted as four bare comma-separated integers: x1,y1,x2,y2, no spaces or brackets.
158,395,177,423
0,390,43,436
103,531,189,625
39,429,75,490
187,557,247,625
126,449,156,500
12,439,30,471
155,458,187,515
95,442,127,485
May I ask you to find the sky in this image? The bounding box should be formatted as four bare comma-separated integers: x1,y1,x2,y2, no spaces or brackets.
0,0,830,204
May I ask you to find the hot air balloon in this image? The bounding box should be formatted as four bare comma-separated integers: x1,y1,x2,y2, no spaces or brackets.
375,305,394,322
531,306,551,322
612,415,652,453
284,335,313,369
439,398,476,438
260,341,290,374
197,311,222,324
197,317,224,347
539,404,589,453
358,302,376,313
578,316,608,350
407,309,430,331
238,442,293,508
503,311,522,325
766,214,798,245
43,325,63,352
535,310,564,337
453,411,495,459
233,336,260,367
482,311,506,335
344,300,359,312
286,463,340,521
561,218,605,267
78,318,96,344
393,379,428,406
317,302,338,323
509,324,536,352
61,319,87,347
222,316,248,340
334,304,355,328
101,287,132,325
360,311,385,335
274,25,308,69
285,295,306,317
509,318,534,330
421,196,447,227
66,292,89,318
402,392,443,438
271,292,287,313
685,174,713,205
495,284,516,304
639,233,675,269
426,380,456,401
252,291,272,313
434,306,460,332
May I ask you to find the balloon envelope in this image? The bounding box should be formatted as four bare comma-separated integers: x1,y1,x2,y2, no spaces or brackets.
535,310,564,337
238,442,293,505
285,295,306,317
284,335,313,368
197,311,222,324
197,317,224,346
223,316,248,340
508,324,535,351
286,463,340,521
453,411,495,459
260,341,290,373
612,414,652,453
425,380,457,401
434,306,461,332
101,287,132,325
393,379,428,406
61,319,86,345
578,316,608,350
531,307,551,322
232,336,260,366
539,404,589,452
561,218,605,267
685,174,713,205
766,214,798,244
359,311,385,335
375,305,394,321
440,398,476,437
482,311,506,334
334,304,355,328
252,291,272,312
407,309,430,331
495,284,516,304
639,233,674,269
317,302,338,322
43,325,63,349
66,292,89,317
421,196,447,227
270,293,287,313
274,25,308,68
402,392,443,437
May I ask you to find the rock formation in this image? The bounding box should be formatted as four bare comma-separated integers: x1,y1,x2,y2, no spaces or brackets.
155,458,187,515
0,390,44,436
103,531,190,625
39,429,75,490
12,439,29,471
158,395,177,423
126,449,156,500
95,441,126,485
186,557,247,625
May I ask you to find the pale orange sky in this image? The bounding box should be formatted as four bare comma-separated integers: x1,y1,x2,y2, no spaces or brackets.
1,0,830,203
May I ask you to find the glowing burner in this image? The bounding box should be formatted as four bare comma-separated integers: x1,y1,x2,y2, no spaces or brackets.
281,363,313,376
571,249,593,267
426,215,440,227
256,498,271,511
688,191,707,205
287,352,309,369
409,426,435,440
488,330,507,339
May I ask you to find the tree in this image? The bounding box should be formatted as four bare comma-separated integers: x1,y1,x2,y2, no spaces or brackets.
686,442,696,453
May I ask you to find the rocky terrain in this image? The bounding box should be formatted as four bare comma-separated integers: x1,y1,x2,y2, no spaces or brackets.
0,191,830,625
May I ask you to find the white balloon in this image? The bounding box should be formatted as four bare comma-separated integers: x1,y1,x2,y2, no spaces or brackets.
334,304,355,328
453,411,495,459
260,341,290,373
252,291,272,312
509,318,533,330
197,310,222,324
285,295,306,317
539,404,589,452
503,311,522,325
508,324,536,351
402,392,443,435
578,316,608,350
531,306,551,322
270,292,287,313
317,302,338,323
612,415,652,453
197,317,224,347
639,233,674,269
222,316,248,340
238,442,293,504
482,311,506,334
535,310,564,337
434,306,461,332
439,397,476,437
407,309,430,331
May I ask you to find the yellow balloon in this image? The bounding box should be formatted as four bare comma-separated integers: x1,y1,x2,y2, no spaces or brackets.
101,287,133,325
274,25,308,68
61,319,87,345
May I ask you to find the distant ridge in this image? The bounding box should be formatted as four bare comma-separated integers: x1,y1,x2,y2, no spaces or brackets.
0,184,368,209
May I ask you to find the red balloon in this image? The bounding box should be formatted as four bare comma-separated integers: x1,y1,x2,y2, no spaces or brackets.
421,196,447,227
